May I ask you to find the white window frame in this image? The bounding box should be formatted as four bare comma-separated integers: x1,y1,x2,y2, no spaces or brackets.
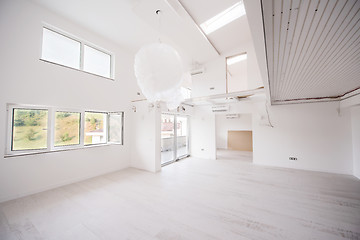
84,111,108,146
108,112,124,145
83,44,113,79
160,112,191,167
5,104,124,157
6,104,51,155
40,23,115,80
52,109,83,150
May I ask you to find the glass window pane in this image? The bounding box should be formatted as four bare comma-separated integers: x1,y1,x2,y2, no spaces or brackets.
54,112,81,147
176,116,189,158
12,109,48,151
108,113,123,143
83,45,111,78
161,114,175,164
84,112,107,145
41,28,81,69
226,53,248,93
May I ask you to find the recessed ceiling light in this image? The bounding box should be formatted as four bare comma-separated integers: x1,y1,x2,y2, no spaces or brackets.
200,1,246,35
227,53,247,65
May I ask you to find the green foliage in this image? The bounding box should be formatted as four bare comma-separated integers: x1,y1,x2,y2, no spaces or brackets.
14,109,47,127
60,133,74,142
26,129,36,141
56,112,71,119
25,118,40,126
14,119,25,126
90,117,97,125
12,109,48,150
53,113,80,146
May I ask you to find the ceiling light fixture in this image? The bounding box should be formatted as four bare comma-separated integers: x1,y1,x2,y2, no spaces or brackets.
200,1,246,35
133,9,187,110
227,53,247,65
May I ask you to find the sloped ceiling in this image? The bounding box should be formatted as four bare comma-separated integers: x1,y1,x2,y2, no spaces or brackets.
262,0,360,104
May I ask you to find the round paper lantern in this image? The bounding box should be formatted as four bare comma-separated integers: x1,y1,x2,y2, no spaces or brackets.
181,71,192,87
134,43,183,102
165,87,184,110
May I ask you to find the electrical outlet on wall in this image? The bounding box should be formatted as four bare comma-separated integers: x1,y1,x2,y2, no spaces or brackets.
289,157,298,161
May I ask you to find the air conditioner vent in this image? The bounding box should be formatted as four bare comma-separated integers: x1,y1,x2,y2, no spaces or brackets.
212,105,229,112
191,67,205,76
226,114,240,119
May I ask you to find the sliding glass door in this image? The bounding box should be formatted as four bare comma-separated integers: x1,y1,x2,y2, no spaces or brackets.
161,114,189,165
161,114,175,165
176,116,189,158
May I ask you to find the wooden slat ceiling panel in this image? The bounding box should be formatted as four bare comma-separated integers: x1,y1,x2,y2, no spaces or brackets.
262,0,360,103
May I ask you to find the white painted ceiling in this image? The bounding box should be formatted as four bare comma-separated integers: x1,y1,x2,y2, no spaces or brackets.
262,0,360,103
132,0,219,64
31,0,253,68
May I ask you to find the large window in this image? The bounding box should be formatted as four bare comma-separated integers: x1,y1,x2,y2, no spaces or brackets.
84,112,107,145
54,111,81,147
6,105,123,156
41,28,81,69
226,52,248,93
83,45,111,78
12,109,48,151
41,27,113,79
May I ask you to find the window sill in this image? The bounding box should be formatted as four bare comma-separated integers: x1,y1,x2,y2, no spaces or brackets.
39,59,115,81
4,143,123,158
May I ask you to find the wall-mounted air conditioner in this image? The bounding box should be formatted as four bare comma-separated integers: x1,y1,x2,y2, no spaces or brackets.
212,105,229,112
191,67,205,76
226,114,240,119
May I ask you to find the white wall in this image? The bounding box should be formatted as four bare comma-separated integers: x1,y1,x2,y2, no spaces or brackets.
189,100,353,175
351,106,360,179
253,102,353,175
130,101,161,172
191,42,263,98
0,0,137,202
190,106,216,160
215,114,252,149
243,0,356,177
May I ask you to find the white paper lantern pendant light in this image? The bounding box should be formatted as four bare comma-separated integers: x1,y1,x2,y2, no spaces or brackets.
134,9,185,109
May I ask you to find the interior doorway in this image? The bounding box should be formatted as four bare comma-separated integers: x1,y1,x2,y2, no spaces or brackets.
161,113,190,166
215,113,253,162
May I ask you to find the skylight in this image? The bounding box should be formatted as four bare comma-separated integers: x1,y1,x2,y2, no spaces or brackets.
200,1,246,35
227,53,247,65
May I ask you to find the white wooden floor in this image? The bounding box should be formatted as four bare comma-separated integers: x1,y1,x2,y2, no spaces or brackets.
1,151,360,240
